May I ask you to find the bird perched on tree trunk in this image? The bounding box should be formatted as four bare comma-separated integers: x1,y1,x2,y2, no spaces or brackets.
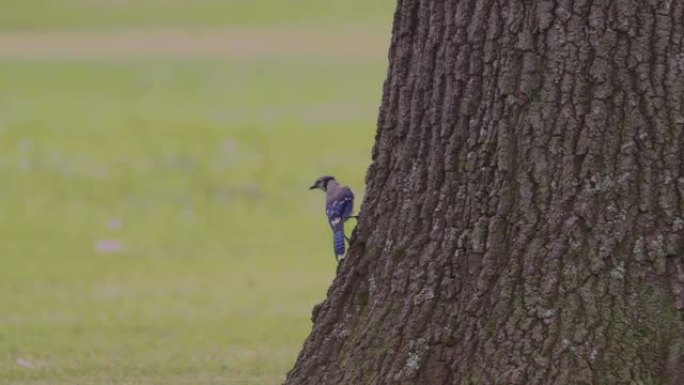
309,176,355,260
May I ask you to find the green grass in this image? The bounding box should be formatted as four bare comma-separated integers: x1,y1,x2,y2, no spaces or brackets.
0,1,393,383
1,0,394,30
0,57,385,384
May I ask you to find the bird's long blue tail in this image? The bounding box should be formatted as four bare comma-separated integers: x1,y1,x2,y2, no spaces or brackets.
333,229,345,257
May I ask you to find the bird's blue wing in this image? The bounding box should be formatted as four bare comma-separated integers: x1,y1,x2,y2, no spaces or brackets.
325,186,354,257
326,187,354,231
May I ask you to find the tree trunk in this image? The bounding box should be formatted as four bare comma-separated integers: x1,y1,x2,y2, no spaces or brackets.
285,1,684,384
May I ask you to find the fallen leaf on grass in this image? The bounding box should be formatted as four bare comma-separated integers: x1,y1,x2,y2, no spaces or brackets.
16,358,35,368
94,239,125,253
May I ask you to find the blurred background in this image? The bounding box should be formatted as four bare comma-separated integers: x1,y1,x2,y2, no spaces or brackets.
0,1,393,384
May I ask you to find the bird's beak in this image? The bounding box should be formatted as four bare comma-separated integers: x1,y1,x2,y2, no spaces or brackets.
309,184,317,190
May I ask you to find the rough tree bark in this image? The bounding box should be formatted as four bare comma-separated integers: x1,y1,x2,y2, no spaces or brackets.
285,1,684,384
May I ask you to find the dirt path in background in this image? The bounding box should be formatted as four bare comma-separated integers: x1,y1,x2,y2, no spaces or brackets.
0,27,388,59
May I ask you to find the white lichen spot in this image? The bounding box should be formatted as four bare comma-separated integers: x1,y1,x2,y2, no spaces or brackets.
470,219,487,253
383,239,394,253
413,288,435,305
505,94,518,105
542,308,555,325
649,235,667,258
569,239,582,251
333,322,351,339
617,172,631,184
610,262,625,279
589,347,598,361
585,175,614,194
444,227,458,244
633,237,646,258
673,217,684,232
560,339,577,353
405,352,420,375
675,53,684,71
561,339,571,349
368,276,377,296
457,230,470,249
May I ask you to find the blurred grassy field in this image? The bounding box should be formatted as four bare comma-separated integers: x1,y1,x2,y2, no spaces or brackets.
1,0,392,30
0,1,392,384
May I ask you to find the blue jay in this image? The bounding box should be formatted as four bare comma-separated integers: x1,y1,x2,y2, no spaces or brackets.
310,175,355,260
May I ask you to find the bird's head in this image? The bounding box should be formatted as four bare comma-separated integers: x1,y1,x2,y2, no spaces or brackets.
309,175,336,192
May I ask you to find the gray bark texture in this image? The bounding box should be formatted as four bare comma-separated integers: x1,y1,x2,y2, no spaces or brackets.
284,1,684,384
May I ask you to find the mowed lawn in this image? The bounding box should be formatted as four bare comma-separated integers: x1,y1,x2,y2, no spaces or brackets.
0,1,392,382
1,0,392,30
